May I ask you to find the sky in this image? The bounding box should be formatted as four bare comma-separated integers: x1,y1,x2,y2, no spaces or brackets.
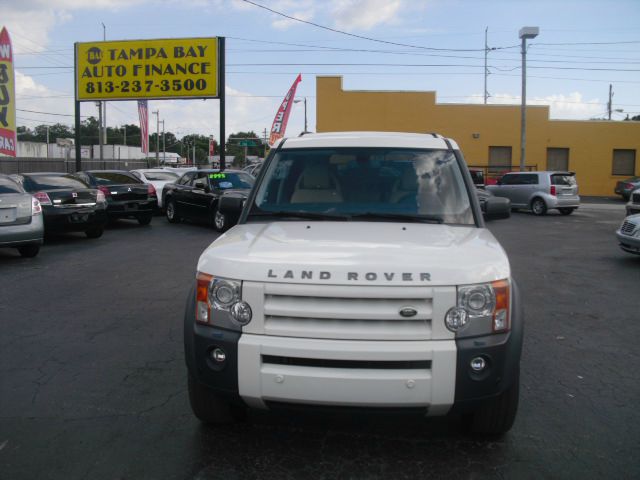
4,0,640,144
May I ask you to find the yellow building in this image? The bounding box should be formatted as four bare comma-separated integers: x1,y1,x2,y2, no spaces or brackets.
316,76,640,196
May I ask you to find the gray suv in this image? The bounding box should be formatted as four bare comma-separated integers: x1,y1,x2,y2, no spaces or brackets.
487,171,580,216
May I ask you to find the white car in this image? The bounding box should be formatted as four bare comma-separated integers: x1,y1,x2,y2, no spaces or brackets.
616,214,640,255
130,169,180,209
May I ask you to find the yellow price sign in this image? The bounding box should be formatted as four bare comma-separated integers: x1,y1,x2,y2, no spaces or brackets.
75,37,218,101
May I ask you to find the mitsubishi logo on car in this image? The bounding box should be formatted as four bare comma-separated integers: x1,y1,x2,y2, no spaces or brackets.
399,307,418,318
127,187,132,192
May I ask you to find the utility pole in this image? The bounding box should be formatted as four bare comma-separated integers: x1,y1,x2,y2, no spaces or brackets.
97,101,104,167
607,84,613,121
193,143,196,165
152,110,159,166
46,126,50,159
519,27,539,172
101,23,107,147
160,120,165,164
263,128,268,159
122,126,126,146
484,27,489,104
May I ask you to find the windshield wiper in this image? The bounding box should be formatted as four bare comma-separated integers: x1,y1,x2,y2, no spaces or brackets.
249,210,351,221
349,212,444,224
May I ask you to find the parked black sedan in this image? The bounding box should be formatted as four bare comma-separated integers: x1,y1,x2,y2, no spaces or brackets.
11,172,108,238
163,169,254,231
75,170,157,225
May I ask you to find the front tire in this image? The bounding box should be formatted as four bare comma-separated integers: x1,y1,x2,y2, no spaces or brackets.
558,207,575,215
213,210,227,232
467,369,520,436
531,197,547,216
166,199,180,224
188,374,244,425
17,244,40,258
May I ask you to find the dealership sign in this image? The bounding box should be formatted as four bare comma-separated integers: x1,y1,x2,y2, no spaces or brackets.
0,27,16,157
75,37,219,101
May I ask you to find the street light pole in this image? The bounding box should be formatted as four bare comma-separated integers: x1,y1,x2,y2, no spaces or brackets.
519,26,539,172
294,97,308,133
152,110,159,166
160,120,165,164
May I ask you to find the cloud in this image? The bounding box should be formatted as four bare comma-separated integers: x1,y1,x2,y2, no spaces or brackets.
464,92,604,120
330,0,404,31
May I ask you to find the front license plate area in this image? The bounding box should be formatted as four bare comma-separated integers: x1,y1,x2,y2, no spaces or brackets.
125,202,138,211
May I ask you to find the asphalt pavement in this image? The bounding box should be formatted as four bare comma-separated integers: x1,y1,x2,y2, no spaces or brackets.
1,204,639,480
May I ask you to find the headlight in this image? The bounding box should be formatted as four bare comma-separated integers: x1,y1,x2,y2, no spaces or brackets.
195,273,252,329
445,280,510,336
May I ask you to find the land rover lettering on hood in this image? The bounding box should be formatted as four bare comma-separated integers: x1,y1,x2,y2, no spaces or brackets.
184,132,521,436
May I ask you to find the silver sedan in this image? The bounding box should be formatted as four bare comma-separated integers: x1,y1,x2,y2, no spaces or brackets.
0,174,44,257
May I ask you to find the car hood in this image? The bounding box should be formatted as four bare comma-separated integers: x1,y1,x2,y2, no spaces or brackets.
197,221,511,286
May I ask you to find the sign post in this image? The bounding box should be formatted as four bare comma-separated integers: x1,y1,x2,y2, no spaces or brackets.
73,36,224,171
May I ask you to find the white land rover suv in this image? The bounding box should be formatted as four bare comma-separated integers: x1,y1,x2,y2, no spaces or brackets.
185,132,522,435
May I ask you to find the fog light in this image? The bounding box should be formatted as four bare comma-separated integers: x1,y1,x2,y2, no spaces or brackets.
445,307,468,332
231,301,252,326
470,357,486,372
211,348,226,363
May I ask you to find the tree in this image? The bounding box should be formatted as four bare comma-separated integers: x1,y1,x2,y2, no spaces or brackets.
226,131,264,167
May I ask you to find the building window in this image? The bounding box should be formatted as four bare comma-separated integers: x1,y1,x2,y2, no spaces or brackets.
488,146,512,174
612,149,636,176
547,148,569,171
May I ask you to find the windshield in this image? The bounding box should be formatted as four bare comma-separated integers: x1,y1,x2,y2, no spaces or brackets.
253,147,474,225
208,172,255,190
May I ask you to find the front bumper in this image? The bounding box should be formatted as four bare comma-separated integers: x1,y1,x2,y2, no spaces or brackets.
184,282,524,416
616,230,640,254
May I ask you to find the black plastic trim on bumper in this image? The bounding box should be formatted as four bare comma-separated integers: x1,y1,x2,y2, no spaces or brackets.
450,279,524,414
183,286,244,404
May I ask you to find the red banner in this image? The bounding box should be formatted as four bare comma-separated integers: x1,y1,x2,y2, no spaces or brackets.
0,27,17,157
269,74,302,146
137,100,149,154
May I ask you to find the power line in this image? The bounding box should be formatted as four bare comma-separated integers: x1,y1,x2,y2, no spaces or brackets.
17,108,90,118
240,0,517,53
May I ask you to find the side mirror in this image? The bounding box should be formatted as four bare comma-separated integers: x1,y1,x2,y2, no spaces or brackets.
219,195,244,215
484,196,511,220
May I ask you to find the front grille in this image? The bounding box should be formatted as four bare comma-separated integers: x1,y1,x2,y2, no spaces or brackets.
262,283,434,340
632,192,640,204
262,355,432,370
621,220,637,235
